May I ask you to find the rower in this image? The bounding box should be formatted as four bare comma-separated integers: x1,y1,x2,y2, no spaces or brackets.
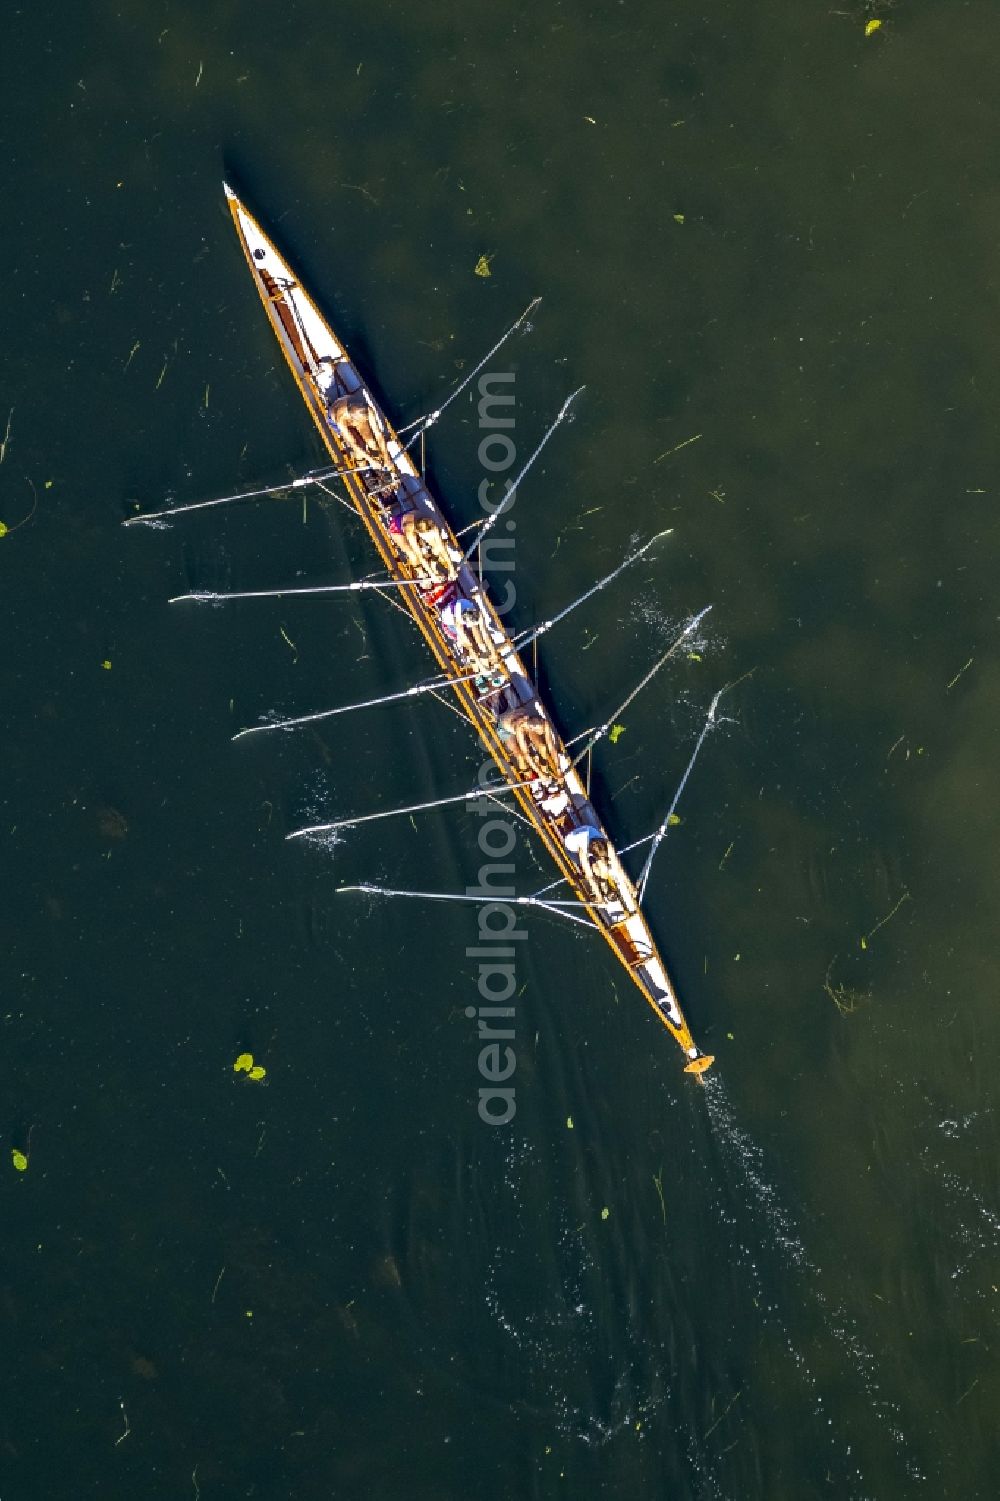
396,511,460,581
441,594,503,672
317,358,394,472
498,703,561,782
563,822,637,913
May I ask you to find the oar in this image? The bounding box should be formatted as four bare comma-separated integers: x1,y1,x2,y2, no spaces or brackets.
397,297,542,448
286,776,537,841
169,577,435,606
232,664,489,741
460,387,585,566
122,463,371,526
569,606,713,769
634,675,748,902
512,528,672,655
336,882,598,932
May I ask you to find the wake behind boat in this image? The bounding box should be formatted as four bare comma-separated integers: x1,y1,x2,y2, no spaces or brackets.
127,183,715,1077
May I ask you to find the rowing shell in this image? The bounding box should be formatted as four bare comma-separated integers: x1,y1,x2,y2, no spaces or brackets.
223,183,713,1076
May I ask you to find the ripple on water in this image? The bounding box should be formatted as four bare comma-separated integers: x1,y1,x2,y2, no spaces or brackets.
703,1076,926,1492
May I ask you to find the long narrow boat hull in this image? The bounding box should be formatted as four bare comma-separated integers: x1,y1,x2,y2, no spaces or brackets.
223,184,712,1075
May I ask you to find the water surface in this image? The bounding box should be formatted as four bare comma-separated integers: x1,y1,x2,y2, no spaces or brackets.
3,2,1000,1496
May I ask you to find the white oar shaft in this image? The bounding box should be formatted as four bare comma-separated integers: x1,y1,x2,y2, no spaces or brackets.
339,883,589,909
123,476,316,525
169,577,428,605
286,777,536,840
513,528,672,654
398,296,542,444
636,677,744,901
571,606,712,768
232,665,483,741
122,461,373,526
461,387,585,565
635,716,718,901
337,882,597,931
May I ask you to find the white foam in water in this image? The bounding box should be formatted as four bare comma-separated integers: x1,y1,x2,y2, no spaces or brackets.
703,1077,926,1489
303,828,346,854
631,595,721,665
936,1111,983,1140
478,1095,918,1493
482,1134,674,1453
293,773,349,853
920,1116,1000,1294
700,1160,867,1491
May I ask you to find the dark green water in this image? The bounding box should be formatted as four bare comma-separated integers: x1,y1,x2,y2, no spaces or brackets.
4,2,1000,1496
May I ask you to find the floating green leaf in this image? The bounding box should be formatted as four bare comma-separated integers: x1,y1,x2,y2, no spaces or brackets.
233,1052,254,1073
248,1065,267,1082
608,724,626,745
600,1206,610,1221
473,254,494,278
11,1149,28,1172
